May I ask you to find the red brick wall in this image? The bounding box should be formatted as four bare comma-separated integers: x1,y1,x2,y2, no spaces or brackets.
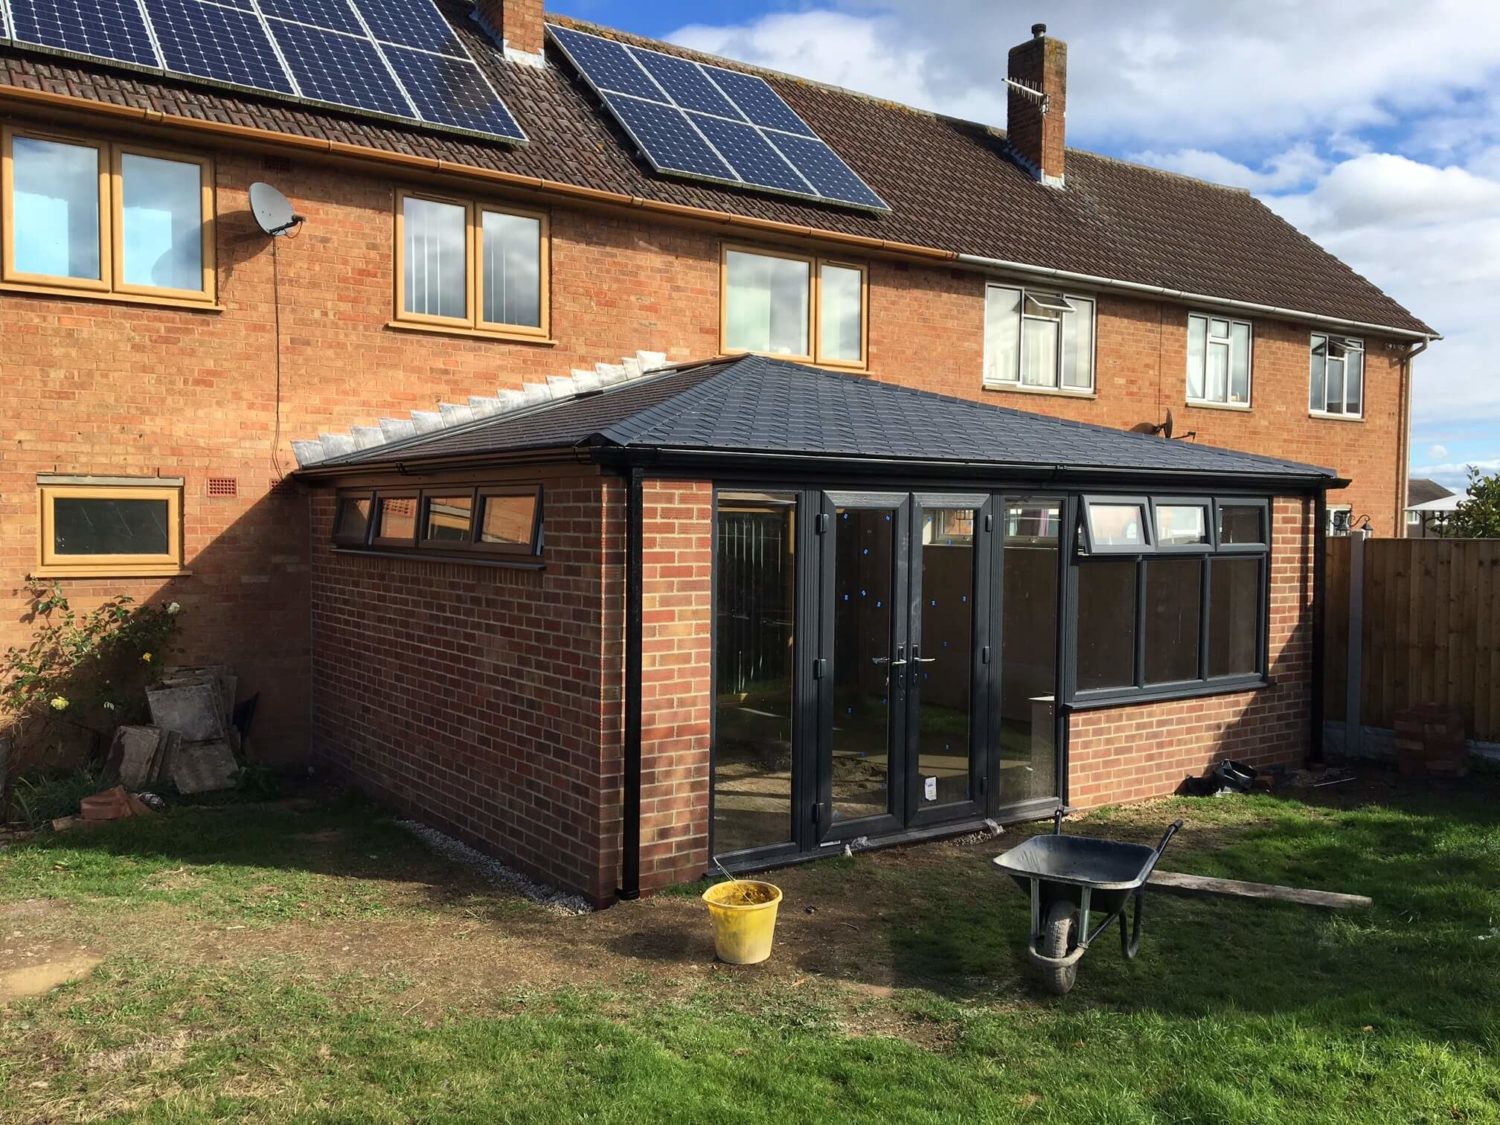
636,480,714,893
306,465,625,907
0,108,1399,767
1068,495,1315,807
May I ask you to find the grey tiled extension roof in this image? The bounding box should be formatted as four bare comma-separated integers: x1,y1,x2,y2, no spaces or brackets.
306,354,1338,484
0,7,1432,337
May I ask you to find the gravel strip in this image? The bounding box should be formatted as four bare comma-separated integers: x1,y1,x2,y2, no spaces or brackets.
398,820,593,915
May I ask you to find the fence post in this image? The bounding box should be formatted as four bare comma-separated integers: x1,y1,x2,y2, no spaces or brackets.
1344,528,1370,758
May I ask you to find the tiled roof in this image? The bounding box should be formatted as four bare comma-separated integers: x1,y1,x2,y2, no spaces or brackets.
306,353,1338,484
1407,478,1455,507
0,4,1432,336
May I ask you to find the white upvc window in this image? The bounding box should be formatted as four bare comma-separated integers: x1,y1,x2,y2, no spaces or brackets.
1187,313,1252,406
984,284,1095,392
1310,334,1364,418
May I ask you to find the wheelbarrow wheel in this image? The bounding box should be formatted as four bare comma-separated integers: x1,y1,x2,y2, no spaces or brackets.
1039,899,1079,995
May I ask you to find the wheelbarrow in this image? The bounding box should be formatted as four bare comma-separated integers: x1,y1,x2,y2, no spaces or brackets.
993,809,1182,994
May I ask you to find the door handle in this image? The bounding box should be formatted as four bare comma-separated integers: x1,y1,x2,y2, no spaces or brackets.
871,656,907,667
911,644,936,665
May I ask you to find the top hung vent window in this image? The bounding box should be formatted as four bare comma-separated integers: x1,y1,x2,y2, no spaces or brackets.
984,284,1095,392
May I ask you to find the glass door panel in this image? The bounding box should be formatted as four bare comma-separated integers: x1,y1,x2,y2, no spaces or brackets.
829,503,903,827
999,499,1062,804
912,503,980,814
712,491,799,855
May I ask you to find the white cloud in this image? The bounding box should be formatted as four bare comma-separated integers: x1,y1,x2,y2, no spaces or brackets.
1410,459,1500,490
1128,144,1327,192
1428,445,1450,461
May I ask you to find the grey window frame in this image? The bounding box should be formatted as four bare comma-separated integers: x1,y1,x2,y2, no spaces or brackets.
1068,493,1271,706
333,483,544,563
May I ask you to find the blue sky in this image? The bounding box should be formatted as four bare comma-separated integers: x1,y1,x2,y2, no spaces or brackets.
550,0,1500,494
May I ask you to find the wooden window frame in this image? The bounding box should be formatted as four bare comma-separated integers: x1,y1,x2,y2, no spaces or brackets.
393,189,550,342
336,484,544,562
1,126,216,306
718,243,869,370
35,478,186,578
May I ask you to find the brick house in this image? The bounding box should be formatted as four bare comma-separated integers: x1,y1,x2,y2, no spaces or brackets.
0,1,1432,904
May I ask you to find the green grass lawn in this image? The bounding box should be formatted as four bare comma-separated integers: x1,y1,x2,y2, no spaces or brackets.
2,778,1499,1122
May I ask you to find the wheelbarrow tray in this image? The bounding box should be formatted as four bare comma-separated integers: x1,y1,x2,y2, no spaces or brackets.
993,834,1162,893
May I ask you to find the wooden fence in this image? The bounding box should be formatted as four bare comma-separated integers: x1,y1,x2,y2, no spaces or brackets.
1324,537,1500,741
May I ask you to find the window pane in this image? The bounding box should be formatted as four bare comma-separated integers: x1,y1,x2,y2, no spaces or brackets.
1325,357,1345,415
480,210,541,328
1210,318,1230,338
984,285,1021,383
1087,502,1146,548
1206,340,1230,402
918,508,976,806
725,250,808,356
1156,504,1207,545
53,497,169,556
1344,347,1363,415
1001,500,1060,802
375,496,417,542
1021,315,1059,386
424,494,473,542
818,262,863,362
832,506,896,821
403,197,467,319
1218,504,1265,545
11,137,100,280
1209,557,1261,676
478,493,536,548
1076,560,1136,691
1229,322,1251,404
713,491,797,853
1061,296,1094,389
1309,336,1327,412
1186,315,1207,400
1145,558,1202,684
120,153,202,291
333,496,371,542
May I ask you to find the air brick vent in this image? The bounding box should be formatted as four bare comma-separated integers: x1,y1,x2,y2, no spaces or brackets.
207,477,238,497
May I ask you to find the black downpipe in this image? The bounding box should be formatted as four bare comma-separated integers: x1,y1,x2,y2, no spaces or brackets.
619,465,645,900
1308,488,1328,766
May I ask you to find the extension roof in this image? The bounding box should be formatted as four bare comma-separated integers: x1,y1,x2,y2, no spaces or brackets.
300,353,1340,486
0,5,1433,338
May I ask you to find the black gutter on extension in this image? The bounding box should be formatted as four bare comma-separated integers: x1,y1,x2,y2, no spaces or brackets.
619,464,645,901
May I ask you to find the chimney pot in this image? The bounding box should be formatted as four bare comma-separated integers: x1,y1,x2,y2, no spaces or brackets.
1007,23,1067,185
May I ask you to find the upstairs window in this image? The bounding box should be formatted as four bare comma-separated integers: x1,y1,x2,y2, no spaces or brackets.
1187,314,1251,406
1310,334,1363,418
1,129,214,303
984,284,1095,393
721,246,867,368
395,190,549,339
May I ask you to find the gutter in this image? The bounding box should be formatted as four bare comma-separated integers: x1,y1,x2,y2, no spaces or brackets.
956,254,1439,342
619,465,645,901
0,83,1435,343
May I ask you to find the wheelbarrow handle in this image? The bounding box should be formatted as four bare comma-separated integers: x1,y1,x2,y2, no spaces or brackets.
1153,819,1184,858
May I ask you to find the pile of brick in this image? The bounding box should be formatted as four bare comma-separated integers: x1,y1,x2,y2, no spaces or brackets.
1393,704,1467,779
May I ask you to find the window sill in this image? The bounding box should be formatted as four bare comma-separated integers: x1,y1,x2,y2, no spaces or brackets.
983,382,1096,401
332,545,545,570
1067,676,1268,712
717,350,868,373
30,566,192,579
1185,399,1252,413
0,281,220,312
1309,411,1364,423
386,320,555,345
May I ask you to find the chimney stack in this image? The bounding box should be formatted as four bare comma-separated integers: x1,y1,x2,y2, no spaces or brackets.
1007,22,1066,186
474,0,545,61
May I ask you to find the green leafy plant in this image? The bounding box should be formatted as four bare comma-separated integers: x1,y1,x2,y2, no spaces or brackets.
1,585,182,808
1448,466,1500,539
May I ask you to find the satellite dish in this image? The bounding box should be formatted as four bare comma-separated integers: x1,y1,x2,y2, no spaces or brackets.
249,181,304,237
1151,408,1174,439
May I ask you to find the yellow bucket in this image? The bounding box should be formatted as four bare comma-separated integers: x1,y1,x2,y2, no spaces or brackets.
701,880,783,964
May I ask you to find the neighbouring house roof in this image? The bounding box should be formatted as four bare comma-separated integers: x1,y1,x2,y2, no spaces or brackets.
1407,478,1456,507
297,353,1340,486
0,7,1433,338
1409,492,1469,514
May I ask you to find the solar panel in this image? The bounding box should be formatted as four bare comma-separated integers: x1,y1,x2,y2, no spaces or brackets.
9,0,161,68
547,24,887,213
2,0,527,145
